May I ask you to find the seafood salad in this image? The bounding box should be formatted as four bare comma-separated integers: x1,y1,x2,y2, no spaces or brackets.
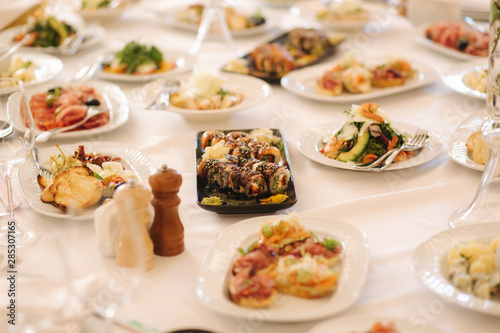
320,103,413,164
171,67,243,110
316,55,416,96
425,21,488,57
13,13,77,48
102,41,176,75
446,238,500,300
29,84,109,131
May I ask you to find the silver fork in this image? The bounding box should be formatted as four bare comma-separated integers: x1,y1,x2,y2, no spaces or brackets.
33,147,53,180
354,129,429,171
147,80,180,110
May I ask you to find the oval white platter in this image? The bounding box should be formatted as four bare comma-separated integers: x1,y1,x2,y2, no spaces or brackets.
140,73,272,121
411,222,500,316
281,56,439,103
448,111,488,171
441,59,487,100
25,79,129,140
196,215,369,322
95,49,195,82
17,142,156,220
298,121,442,171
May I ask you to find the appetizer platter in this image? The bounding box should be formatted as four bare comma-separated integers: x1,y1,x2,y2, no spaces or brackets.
25,80,129,140
17,142,156,219
222,28,342,83
0,51,63,87
448,111,488,171
143,70,271,121
290,0,381,31
414,21,488,60
157,4,270,37
307,316,453,333
196,214,369,321
441,59,487,100
411,222,500,316
195,128,297,214
281,55,438,103
297,103,442,171
95,41,195,82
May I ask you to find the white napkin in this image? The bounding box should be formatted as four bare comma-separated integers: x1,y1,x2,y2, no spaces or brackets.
0,0,39,31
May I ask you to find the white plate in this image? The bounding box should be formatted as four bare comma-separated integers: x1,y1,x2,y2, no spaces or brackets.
95,49,195,82
17,142,156,220
8,51,63,88
307,316,453,333
448,110,488,171
411,222,500,316
281,56,439,103
25,79,129,140
141,73,272,121
414,25,487,60
156,5,271,37
0,24,105,54
290,1,381,31
298,121,442,171
196,215,369,322
441,59,487,100
77,0,142,22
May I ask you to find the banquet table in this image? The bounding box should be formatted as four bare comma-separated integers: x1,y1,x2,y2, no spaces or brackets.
1,0,500,332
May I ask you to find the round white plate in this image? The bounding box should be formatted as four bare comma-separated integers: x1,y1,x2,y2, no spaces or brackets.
77,0,142,22
196,215,369,322
7,51,63,88
290,1,381,31
252,0,302,8
411,222,500,316
17,142,156,220
0,24,105,54
140,73,272,121
281,56,439,103
448,110,488,171
156,5,271,37
298,121,442,171
441,59,487,100
307,316,453,333
414,25,487,61
95,49,195,82
25,79,129,140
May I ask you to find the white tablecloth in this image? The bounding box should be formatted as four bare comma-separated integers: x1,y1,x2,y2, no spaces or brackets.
1,0,499,332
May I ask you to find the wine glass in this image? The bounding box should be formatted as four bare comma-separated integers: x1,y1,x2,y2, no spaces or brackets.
0,78,39,246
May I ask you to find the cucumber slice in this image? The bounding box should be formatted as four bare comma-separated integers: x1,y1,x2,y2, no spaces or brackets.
337,131,370,162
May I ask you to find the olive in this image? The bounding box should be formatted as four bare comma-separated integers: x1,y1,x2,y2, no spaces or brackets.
47,86,62,94
457,38,469,51
86,98,101,106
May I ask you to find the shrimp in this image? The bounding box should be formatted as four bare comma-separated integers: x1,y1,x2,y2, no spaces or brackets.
360,103,385,123
320,137,345,159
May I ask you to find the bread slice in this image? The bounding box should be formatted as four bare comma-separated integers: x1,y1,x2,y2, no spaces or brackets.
466,132,483,151
466,132,489,165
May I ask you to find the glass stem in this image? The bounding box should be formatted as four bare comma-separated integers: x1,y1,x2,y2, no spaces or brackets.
4,169,14,224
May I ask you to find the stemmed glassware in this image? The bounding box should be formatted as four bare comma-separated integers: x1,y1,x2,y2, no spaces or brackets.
449,0,500,228
0,78,39,246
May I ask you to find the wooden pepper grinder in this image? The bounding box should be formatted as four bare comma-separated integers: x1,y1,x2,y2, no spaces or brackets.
114,179,154,271
149,164,184,256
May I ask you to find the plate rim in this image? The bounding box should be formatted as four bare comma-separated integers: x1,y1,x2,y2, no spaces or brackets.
17,141,157,220
196,214,370,322
441,59,487,100
411,222,500,316
280,56,439,103
297,120,443,171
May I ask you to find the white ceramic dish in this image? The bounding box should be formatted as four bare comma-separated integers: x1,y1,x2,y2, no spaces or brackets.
25,79,129,140
448,111,488,171
17,142,156,220
0,24,105,54
307,316,454,333
441,59,487,100
414,25,487,61
141,73,272,121
290,1,381,31
5,51,63,87
281,56,438,103
95,49,195,82
253,0,302,8
196,215,369,322
77,0,142,22
411,222,500,316
298,121,442,171
156,5,271,37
